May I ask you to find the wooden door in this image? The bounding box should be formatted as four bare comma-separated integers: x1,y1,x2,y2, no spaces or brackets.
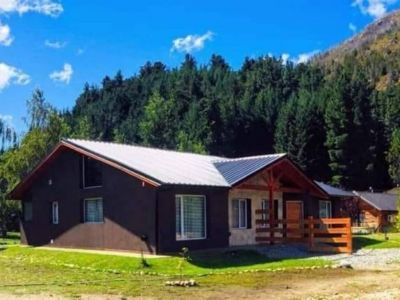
286,201,303,239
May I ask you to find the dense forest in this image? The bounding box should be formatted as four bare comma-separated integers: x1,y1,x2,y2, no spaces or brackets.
2,12,400,235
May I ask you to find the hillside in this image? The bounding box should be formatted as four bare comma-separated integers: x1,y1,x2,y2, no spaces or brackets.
315,10,400,91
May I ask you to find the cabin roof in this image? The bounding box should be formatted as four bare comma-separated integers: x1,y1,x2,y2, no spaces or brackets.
315,181,353,197
354,191,398,212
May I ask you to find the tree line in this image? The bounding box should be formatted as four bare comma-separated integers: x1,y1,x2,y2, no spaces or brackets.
1,52,400,234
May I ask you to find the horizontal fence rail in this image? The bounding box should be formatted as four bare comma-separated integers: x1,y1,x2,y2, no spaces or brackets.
255,211,352,254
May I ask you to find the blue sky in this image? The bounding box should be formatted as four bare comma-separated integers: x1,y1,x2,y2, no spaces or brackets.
1,0,400,132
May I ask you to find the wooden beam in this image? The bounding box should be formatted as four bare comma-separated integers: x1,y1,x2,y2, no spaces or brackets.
235,183,268,191
281,187,303,193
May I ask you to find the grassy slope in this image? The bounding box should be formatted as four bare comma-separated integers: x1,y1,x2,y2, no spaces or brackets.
354,233,400,250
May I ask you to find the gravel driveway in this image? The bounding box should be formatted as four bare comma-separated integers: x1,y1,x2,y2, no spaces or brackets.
258,244,400,270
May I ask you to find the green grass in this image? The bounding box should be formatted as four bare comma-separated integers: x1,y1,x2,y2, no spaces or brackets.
0,232,20,246
0,242,332,298
354,233,400,250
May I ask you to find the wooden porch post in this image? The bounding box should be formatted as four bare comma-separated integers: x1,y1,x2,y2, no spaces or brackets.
269,185,274,245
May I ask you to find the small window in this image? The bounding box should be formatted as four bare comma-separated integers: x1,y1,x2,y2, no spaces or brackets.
261,199,279,227
52,201,59,224
23,201,33,222
232,199,247,229
84,198,103,223
176,195,206,240
387,214,396,223
83,156,102,188
359,212,366,225
319,200,332,219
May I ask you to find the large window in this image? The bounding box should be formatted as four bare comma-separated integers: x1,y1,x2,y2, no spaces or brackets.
84,198,104,223
319,200,332,219
232,199,248,229
176,195,206,240
83,156,102,188
23,201,33,222
52,201,59,224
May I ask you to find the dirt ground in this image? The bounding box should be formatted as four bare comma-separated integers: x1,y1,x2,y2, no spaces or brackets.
0,269,399,300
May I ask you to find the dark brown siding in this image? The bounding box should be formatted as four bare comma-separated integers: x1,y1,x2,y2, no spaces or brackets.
20,149,157,253
157,186,229,253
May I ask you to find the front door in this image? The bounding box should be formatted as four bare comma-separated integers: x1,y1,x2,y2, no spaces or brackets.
286,201,303,239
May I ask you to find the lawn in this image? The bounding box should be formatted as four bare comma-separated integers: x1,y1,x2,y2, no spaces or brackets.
353,233,400,250
0,232,20,246
0,236,332,298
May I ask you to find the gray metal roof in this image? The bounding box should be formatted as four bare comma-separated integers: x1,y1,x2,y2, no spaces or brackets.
65,139,285,187
315,181,353,197
214,154,286,185
355,191,398,212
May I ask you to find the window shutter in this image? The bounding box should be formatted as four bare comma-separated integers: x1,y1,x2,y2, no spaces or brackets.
246,199,252,229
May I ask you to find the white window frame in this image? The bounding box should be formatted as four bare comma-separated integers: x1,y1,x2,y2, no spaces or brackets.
83,198,104,224
52,201,59,225
232,198,247,229
176,194,207,241
319,200,332,219
82,156,102,189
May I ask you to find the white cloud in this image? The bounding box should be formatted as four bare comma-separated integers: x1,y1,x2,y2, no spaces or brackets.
49,63,72,84
0,21,12,46
352,0,397,19
281,53,290,65
294,50,320,64
349,22,357,34
0,114,13,126
0,0,63,17
171,31,214,53
0,62,30,90
44,39,66,49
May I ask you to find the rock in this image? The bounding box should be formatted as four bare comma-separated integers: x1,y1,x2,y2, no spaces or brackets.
339,261,353,269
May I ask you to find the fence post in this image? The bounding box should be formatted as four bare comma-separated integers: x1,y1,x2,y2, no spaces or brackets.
346,217,352,254
308,216,314,251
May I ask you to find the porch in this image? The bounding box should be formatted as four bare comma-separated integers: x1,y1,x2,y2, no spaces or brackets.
227,158,352,253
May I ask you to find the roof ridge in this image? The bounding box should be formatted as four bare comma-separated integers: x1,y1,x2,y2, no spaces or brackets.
213,153,286,163
64,138,225,160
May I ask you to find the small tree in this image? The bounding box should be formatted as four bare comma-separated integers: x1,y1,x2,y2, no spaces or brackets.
395,193,400,232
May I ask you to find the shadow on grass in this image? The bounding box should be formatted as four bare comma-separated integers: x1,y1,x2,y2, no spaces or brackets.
188,249,285,269
353,236,385,250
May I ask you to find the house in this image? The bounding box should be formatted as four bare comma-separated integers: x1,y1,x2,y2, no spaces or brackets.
10,139,347,254
314,181,354,218
352,191,398,231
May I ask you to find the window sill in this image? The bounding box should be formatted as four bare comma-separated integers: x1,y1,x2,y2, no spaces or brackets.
176,237,206,241
84,221,104,224
83,185,102,190
231,227,249,230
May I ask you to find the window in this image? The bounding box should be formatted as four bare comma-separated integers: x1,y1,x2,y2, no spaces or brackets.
176,195,206,240
232,199,248,229
388,214,396,223
52,201,59,224
84,198,103,223
23,201,33,222
83,156,102,188
319,201,332,219
359,212,366,225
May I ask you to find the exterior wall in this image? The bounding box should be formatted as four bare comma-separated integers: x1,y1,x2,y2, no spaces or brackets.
20,149,157,253
157,186,229,253
228,188,282,246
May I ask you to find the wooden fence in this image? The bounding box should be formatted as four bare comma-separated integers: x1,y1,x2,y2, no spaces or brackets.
254,211,352,254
